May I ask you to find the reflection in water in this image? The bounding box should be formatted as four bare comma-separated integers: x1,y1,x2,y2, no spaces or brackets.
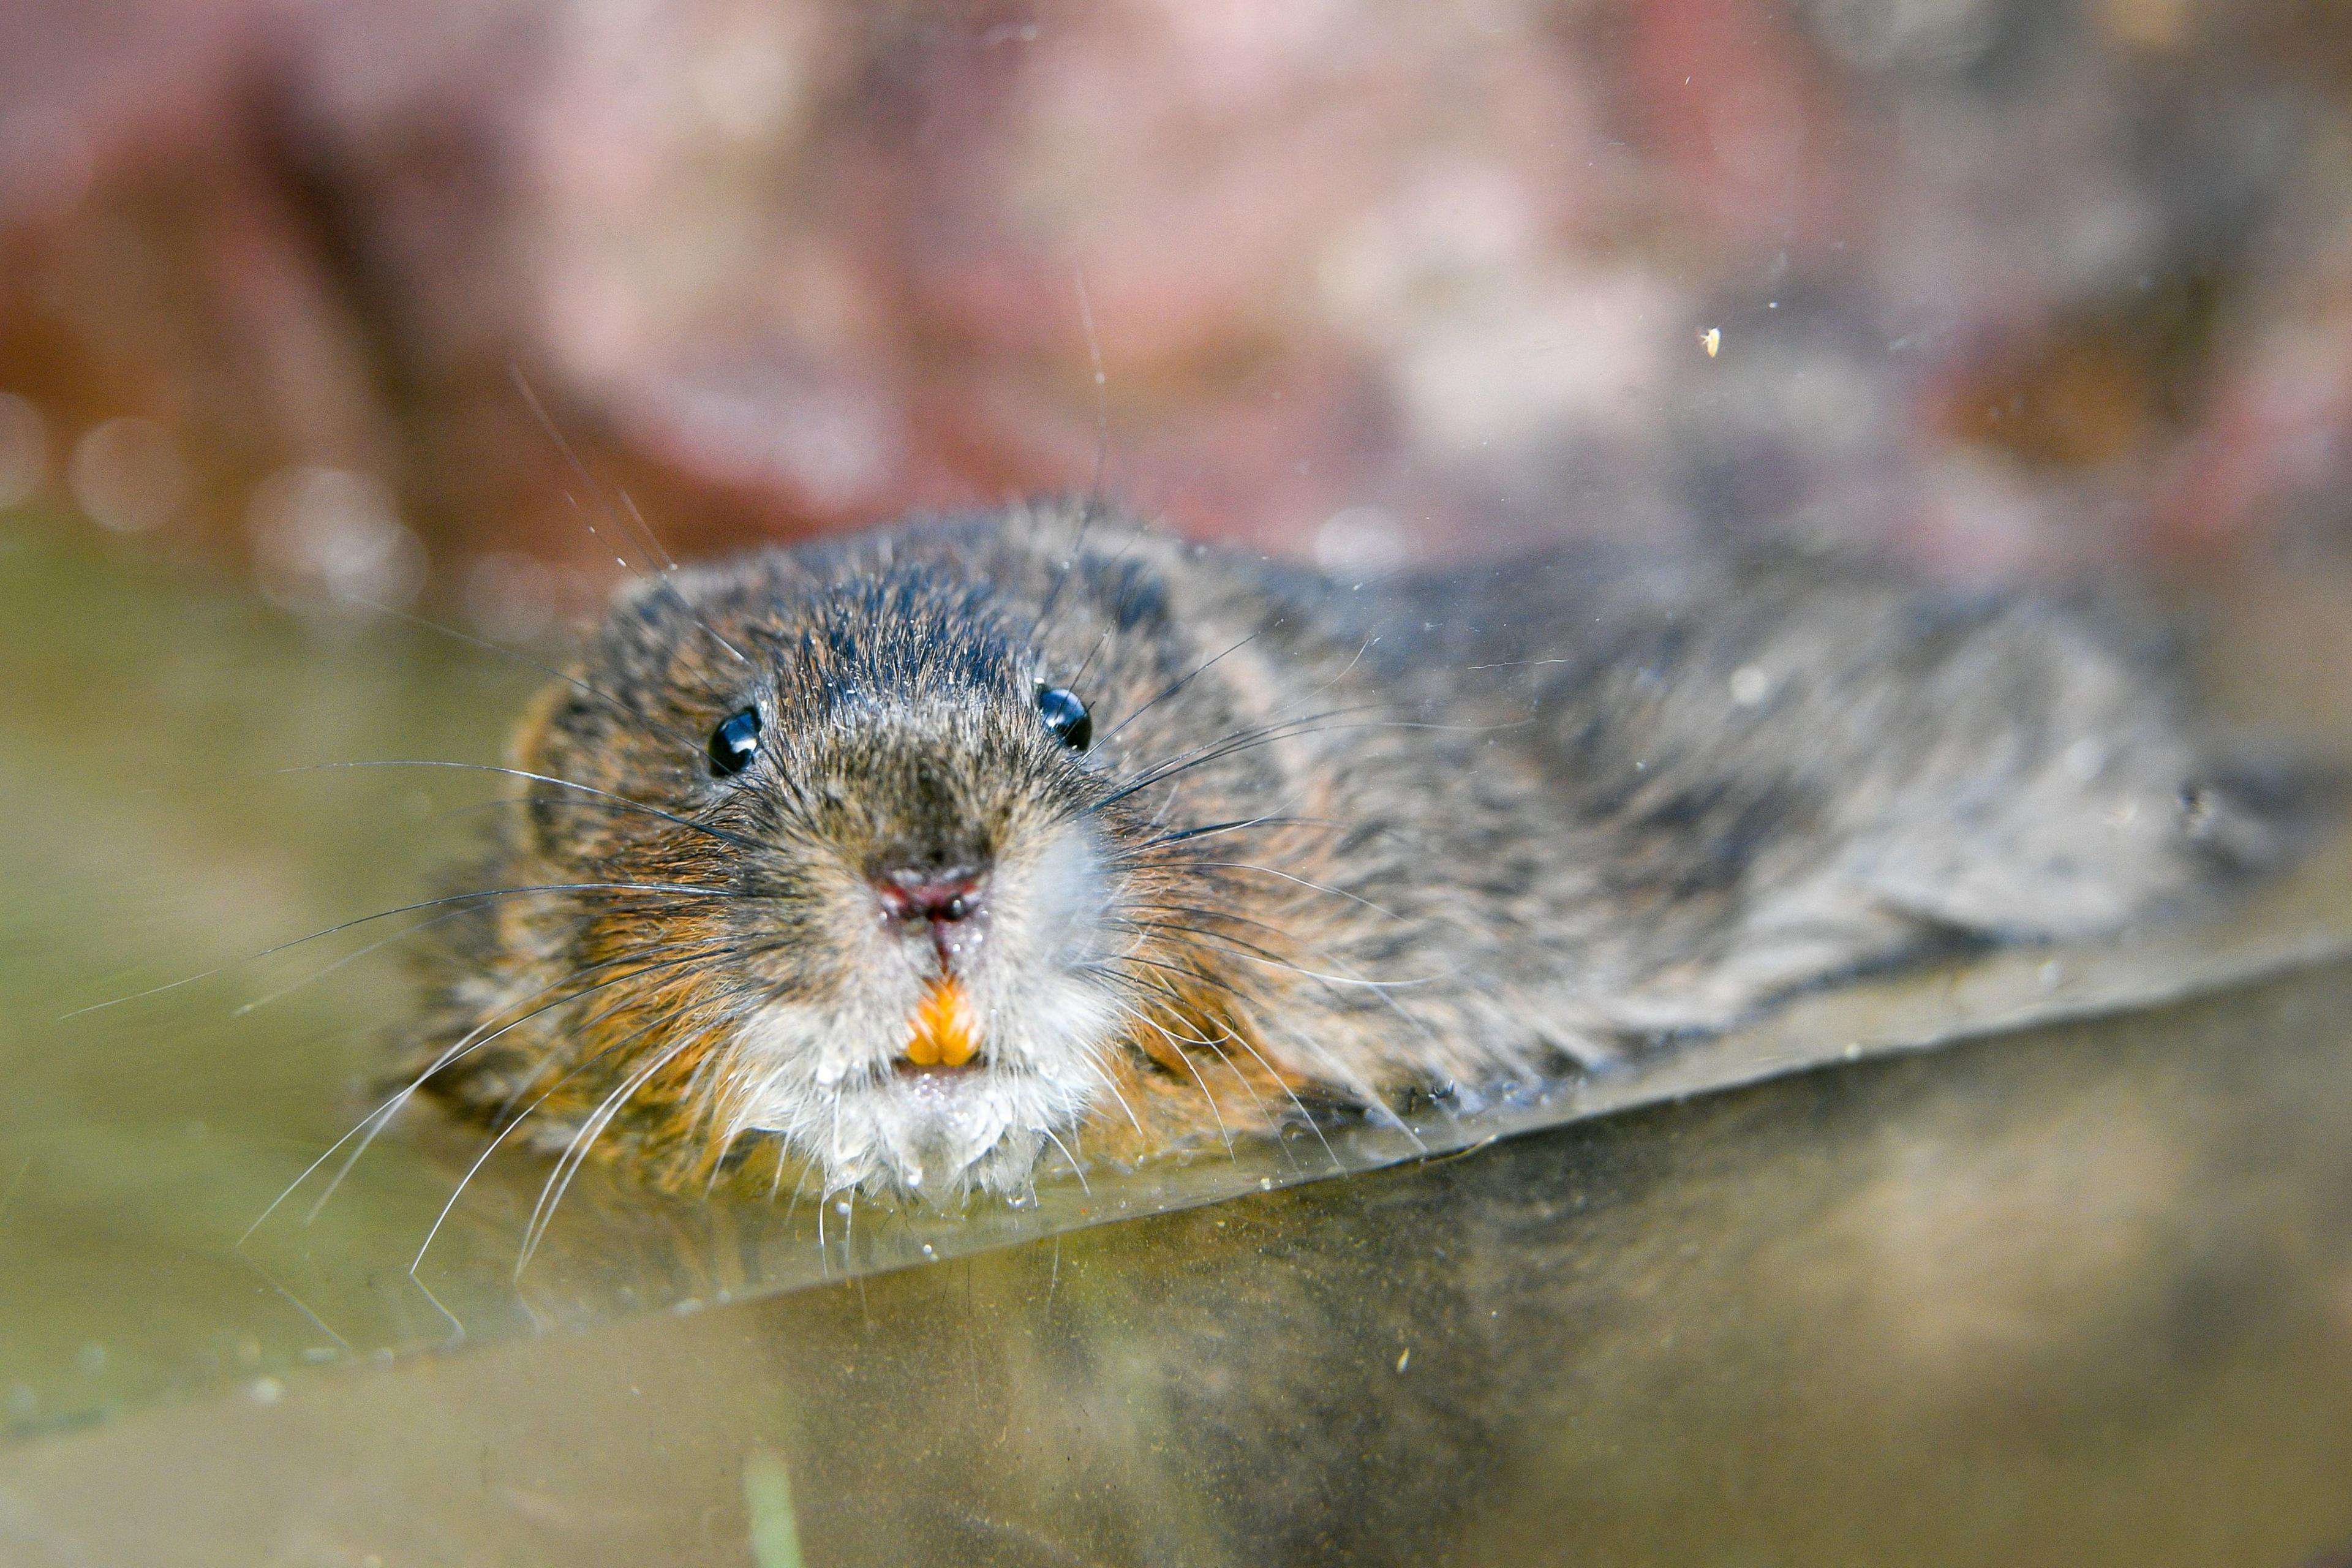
9,959,2352,1564
760,967,2352,1566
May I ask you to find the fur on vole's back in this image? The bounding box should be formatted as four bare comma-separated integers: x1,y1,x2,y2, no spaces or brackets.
405,502,2279,1201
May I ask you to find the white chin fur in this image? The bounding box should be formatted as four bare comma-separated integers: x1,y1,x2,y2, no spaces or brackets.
728,1033,1110,1198
724,820,1125,1197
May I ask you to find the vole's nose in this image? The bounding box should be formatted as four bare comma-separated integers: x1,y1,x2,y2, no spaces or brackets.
873,861,989,926
875,859,991,979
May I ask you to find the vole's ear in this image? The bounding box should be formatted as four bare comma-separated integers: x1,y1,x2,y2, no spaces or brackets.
506,681,573,856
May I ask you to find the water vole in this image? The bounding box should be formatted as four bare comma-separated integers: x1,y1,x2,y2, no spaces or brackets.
404,501,2278,1203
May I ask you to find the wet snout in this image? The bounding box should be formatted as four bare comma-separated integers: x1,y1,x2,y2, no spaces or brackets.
865,752,994,962
870,852,990,1072
848,745,1031,1074
870,852,991,968
874,861,987,926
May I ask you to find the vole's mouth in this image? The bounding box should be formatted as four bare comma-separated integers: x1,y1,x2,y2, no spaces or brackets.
892,1057,983,1080
899,974,981,1069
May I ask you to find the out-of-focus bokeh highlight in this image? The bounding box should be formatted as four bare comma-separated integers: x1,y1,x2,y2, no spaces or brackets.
7,0,2352,627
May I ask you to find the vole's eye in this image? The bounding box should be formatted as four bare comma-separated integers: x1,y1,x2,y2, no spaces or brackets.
709,707,761,776
1036,685,1092,752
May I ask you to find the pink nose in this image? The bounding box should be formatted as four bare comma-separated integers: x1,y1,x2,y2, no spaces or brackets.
875,866,987,925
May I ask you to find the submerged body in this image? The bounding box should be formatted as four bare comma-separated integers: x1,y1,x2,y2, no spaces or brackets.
409,503,2273,1200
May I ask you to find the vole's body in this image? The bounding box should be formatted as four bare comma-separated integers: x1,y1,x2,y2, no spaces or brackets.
410,503,2269,1200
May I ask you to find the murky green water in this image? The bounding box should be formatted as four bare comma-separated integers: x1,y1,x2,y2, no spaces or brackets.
4,512,2352,1564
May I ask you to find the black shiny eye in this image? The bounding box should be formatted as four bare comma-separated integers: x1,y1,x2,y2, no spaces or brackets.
709,707,761,776
1036,685,1091,752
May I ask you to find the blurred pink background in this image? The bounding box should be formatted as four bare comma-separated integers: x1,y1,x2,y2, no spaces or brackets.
4,0,2351,626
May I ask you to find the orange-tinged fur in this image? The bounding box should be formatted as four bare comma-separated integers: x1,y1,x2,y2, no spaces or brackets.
403,503,2288,1205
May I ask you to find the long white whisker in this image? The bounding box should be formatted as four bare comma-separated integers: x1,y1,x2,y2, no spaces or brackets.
1125,918,1453,990
69,878,742,1022
408,982,727,1273
1165,1009,1281,1133
1099,625,1275,747
1109,999,1234,1159
313,944,744,1226
265,760,761,851
510,363,756,673
341,591,709,755
516,1031,699,1275
1071,1048,1148,1141
1035,1123,1091,1196
1191,861,1410,925
1218,1022,1348,1172
230,902,476,1018
241,939,742,1245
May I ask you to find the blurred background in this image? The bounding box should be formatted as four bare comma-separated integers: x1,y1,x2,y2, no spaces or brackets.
15,8,2352,1560
7,0,2352,625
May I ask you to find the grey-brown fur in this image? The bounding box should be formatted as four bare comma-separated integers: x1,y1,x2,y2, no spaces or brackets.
409,501,2280,1198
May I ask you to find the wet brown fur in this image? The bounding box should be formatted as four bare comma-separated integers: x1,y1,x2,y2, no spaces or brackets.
403,502,2282,1201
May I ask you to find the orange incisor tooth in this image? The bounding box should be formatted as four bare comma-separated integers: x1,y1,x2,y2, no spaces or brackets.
907,978,979,1068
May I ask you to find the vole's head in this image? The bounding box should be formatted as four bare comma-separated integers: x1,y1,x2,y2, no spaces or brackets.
469,507,1307,1201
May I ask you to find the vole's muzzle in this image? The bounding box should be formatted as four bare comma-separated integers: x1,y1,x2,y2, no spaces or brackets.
871,854,993,974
